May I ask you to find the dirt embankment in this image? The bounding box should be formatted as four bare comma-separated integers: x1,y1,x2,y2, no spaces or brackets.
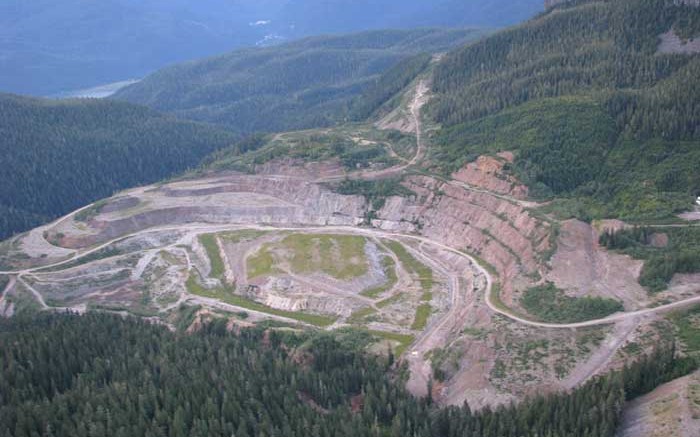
619,370,700,437
55,174,368,249
547,220,648,309
451,153,528,200
658,30,700,54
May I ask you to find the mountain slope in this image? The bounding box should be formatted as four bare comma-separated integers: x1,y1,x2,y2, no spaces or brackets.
0,0,541,96
430,0,700,221
0,94,238,240
114,29,485,134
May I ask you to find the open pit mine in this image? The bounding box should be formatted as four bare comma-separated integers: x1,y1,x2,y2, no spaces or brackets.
1,80,699,410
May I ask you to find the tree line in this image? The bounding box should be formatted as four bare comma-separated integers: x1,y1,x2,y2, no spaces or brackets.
0,312,696,437
0,94,238,241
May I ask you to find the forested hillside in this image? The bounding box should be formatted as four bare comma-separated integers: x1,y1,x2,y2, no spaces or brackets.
430,0,700,221
0,313,695,437
0,94,237,240
114,29,485,134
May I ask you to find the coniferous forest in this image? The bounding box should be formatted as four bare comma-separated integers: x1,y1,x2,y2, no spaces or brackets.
0,313,696,437
0,94,238,241
430,0,700,220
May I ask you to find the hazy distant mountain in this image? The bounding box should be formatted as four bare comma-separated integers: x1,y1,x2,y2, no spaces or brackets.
114,28,485,134
0,0,542,96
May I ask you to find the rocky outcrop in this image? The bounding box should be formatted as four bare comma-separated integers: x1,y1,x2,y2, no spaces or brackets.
451,154,528,199
658,30,700,54
376,175,550,301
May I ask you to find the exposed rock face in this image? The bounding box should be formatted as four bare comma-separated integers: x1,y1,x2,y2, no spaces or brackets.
619,370,700,437
54,174,368,248
35,167,551,307
658,30,700,54
376,175,550,301
452,153,528,199
546,220,647,310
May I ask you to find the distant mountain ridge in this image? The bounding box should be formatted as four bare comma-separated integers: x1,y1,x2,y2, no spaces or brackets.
113,28,486,134
0,0,542,96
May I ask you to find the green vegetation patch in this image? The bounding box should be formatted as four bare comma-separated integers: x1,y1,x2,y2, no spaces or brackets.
87,302,159,318
365,330,415,357
4,283,41,316
283,234,369,280
349,53,432,121
670,305,700,357
74,199,108,222
361,256,398,298
199,234,225,279
347,306,378,325
601,226,700,292
174,304,202,332
376,293,403,309
208,129,395,173
384,240,433,293
0,274,8,292
430,345,464,382
411,303,432,331
521,283,624,324
247,244,278,279
187,269,336,327
434,97,616,198
0,311,696,437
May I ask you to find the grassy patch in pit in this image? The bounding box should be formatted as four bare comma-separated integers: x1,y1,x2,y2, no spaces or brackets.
5,283,42,315
283,234,368,280
186,269,336,327
366,330,415,357
348,306,378,324
199,234,225,279
384,240,433,293
411,303,432,330
74,199,108,222
669,304,700,357
377,293,404,308
246,244,278,279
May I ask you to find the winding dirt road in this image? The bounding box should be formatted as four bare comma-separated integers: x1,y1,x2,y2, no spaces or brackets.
9,222,700,329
